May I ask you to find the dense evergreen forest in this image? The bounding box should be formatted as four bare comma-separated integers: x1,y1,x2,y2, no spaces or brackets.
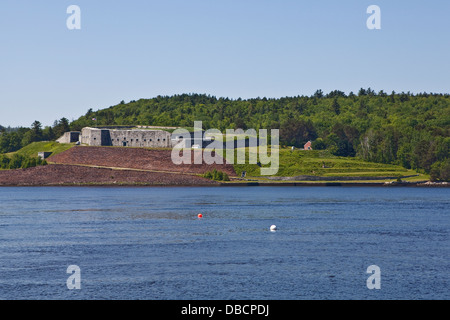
1,89,449,181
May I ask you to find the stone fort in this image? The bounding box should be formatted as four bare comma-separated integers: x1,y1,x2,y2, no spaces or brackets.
57,127,208,148
57,126,256,149
80,127,173,148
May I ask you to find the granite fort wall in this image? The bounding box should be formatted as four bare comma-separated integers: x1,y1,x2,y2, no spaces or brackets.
81,127,172,148
80,128,103,146
107,129,172,148
80,127,257,149
56,131,80,144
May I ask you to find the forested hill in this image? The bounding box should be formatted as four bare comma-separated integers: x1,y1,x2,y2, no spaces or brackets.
69,90,450,181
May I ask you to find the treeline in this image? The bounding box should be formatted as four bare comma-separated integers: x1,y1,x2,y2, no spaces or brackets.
0,118,71,154
1,90,449,180
0,154,47,170
70,90,449,181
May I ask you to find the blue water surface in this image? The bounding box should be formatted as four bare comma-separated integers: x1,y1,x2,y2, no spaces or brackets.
0,186,448,300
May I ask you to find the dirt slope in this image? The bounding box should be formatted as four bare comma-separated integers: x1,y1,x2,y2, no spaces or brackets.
49,146,236,176
0,164,217,186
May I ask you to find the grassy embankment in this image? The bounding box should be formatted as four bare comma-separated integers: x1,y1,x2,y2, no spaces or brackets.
6,141,74,158
3,142,428,184
228,147,428,183
0,142,73,171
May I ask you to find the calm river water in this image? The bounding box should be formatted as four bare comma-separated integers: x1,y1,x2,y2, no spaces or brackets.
0,186,448,300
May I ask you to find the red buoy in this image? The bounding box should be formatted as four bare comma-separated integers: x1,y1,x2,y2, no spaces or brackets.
198,214,203,218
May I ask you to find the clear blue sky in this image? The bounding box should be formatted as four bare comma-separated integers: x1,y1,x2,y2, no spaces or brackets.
0,0,449,127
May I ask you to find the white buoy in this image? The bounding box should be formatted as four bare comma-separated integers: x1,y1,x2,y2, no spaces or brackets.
270,225,277,231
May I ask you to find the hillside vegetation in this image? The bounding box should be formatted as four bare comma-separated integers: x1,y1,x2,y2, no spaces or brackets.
8,141,74,158
0,141,73,171
69,90,449,181
1,90,448,181
230,148,424,180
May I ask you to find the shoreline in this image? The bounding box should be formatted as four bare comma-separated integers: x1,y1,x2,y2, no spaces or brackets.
0,181,448,188
0,163,447,188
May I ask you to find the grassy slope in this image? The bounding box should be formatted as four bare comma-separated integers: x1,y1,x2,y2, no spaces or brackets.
231,148,426,180
7,141,74,158
4,143,428,182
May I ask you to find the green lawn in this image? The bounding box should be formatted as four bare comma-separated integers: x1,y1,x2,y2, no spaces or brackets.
230,148,420,179
7,141,74,158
